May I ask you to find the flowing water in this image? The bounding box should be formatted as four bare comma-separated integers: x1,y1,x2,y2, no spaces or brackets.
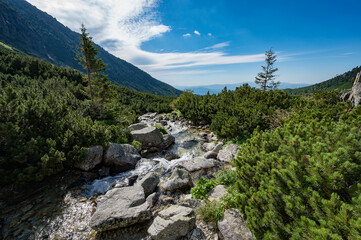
0,114,207,240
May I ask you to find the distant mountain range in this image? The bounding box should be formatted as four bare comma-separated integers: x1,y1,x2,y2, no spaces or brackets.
0,0,181,96
175,82,310,95
286,66,361,94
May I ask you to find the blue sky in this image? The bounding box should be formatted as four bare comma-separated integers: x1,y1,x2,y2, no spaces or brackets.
26,0,361,86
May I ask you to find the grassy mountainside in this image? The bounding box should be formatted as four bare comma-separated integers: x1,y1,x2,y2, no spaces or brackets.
0,0,181,96
287,66,361,94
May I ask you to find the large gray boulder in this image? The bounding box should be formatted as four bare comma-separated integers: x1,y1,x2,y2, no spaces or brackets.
208,185,227,202
136,172,160,197
158,134,175,149
74,145,103,171
160,169,193,192
217,144,239,163
104,143,141,173
203,151,218,159
179,157,216,172
89,185,151,232
148,205,196,240
131,127,164,147
128,123,148,132
217,208,253,240
349,77,361,107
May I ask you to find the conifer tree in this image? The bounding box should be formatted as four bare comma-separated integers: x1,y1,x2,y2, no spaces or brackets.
76,24,107,104
255,48,279,91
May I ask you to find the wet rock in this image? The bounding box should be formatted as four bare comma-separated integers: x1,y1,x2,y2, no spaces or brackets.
180,139,198,149
158,134,175,149
160,169,193,192
90,185,151,232
217,209,253,240
179,157,216,172
128,123,148,132
74,146,103,171
104,143,141,173
128,175,138,186
161,150,179,161
148,205,196,240
98,167,110,177
131,127,164,148
208,185,227,202
136,172,160,197
160,120,168,126
146,192,158,208
203,151,218,159
217,144,239,163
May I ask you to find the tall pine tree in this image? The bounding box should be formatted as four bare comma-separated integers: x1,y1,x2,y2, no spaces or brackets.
255,48,279,91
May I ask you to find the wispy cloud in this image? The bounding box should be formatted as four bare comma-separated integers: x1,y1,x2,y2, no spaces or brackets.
208,33,212,36
194,30,201,35
183,33,191,37
205,41,230,50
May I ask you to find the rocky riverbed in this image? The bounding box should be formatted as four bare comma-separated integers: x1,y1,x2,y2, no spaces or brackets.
0,112,249,240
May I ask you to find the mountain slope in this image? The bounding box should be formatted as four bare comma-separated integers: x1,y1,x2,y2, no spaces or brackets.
0,0,181,96
286,66,361,94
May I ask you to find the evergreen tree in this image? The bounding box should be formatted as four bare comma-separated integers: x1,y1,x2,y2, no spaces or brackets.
76,24,107,104
255,48,279,91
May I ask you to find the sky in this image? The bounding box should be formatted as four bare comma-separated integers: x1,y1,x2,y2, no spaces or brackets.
25,0,361,87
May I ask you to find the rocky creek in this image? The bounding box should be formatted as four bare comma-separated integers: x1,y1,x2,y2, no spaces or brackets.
0,113,242,240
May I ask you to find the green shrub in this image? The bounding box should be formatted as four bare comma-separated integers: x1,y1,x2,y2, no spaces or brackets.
198,201,225,225
131,140,142,151
153,124,168,134
216,169,238,186
191,178,217,200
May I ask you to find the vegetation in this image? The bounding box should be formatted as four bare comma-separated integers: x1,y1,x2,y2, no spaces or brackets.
191,178,218,200
152,124,168,134
255,48,279,90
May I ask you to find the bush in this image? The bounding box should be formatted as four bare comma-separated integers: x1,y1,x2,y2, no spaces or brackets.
198,201,225,225
216,169,238,186
191,178,217,200
131,140,142,151
153,124,168,134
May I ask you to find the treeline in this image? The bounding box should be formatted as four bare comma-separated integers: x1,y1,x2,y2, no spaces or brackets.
175,85,361,238
0,48,173,186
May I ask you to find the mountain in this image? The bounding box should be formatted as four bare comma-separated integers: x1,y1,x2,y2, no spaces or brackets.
0,0,181,96
175,82,310,95
286,66,361,94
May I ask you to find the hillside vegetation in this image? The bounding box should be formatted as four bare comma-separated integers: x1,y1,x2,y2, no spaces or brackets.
0,48,174,186
0,0,181,96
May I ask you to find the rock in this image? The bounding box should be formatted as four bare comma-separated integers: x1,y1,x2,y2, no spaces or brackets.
213,143,223,153
188,228,206,240
98,167,110,177
160,169,193,192
147,205,196,240
202,142,216,152
180,139,198,149
179,157,216,172
128,175,138,186
128,123,148,132
217,209,253,240
158,134,175,149
217,144,239,163
203,151,218,159
131,127,164,147
161,150,179,161
208,185,227,202
74,145,103,171
211,136,218,141
136,172,160,197
89,185,151,232
349,74,361,107
146,192,158,208
160,120,168,126
199,132,208,137
104,143,141,173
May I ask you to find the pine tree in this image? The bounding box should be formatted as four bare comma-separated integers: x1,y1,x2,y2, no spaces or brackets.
76,24,107,104
255,48,279,91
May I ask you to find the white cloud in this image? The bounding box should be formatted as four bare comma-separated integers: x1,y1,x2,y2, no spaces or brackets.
205,41,230,50
183,33,191,37
208,33,212,36
194,30,201,35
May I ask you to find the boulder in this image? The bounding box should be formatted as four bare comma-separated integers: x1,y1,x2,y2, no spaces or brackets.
160,169,193,192
349,77,361,107
203,151,218,159
180,139,198,149
179,157,216,172
148,205,196,240
74,145,103,171
146,192,158,208
128,123,148,132
202,142,216,152
89,185,151,232
131,127,164,147
208,185,227,202
136,172,160,197
217,144,239,163
161,150,179,161
104,143,141,173
217,209,253,240
158,134,175,149
213,143,223,153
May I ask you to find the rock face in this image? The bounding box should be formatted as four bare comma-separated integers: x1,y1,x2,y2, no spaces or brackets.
158,134,175,149
160,169,193,192
179,157,216,172
349,78,361,107
128,123,148,132
203,151,218,159
217,144,239,163
148,205,196,240
131,127,164,147
104,143,141,173
74,145,103,171
208,185,227,202
136,172,160,197
217,208,253,240
89,185,151,232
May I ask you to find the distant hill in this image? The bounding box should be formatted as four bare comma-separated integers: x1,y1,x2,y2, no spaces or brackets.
286,66,361,94
175,82,310,95
0,0,181,96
